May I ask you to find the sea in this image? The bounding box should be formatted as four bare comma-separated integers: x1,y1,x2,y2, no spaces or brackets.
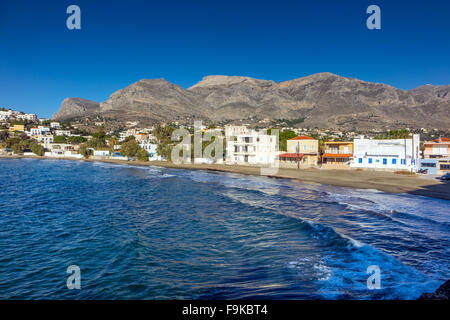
0,158,448,299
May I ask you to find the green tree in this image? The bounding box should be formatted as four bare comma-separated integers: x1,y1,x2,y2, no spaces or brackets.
67,136,87,144
53,135,67,143
6,137,21,148
120,139,141,157
156,141,173,161
136,148,149,161
30,143,44,156
268,129,296,151
0,130,9,143
78,143,92,159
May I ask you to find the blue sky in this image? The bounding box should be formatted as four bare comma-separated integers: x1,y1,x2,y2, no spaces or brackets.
0,0,449,118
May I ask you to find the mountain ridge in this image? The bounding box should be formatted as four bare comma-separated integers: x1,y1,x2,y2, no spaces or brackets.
52,73,450,130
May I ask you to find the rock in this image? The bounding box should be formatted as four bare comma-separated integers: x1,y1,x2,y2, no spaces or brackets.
418,280,450,300
52,98,100,121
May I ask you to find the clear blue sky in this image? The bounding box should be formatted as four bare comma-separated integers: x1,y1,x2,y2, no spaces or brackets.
1,0,449,118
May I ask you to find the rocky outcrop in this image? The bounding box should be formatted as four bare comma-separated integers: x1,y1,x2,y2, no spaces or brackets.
52,73,450,129
418,280,450,300
52,98,100,121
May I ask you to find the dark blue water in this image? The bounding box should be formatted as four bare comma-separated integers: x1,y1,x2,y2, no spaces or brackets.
0,158,448,299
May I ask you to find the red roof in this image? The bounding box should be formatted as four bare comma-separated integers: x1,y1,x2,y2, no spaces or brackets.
425,137,450,145
433,137,450,142
289,136,315,140
322,153,353,158
278,153,304,158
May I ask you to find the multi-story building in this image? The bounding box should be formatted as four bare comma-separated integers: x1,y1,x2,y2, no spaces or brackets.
8,124,25,132
424,137,449,159
50,122,61,129
16,113,37,122
30,127,42,136
418,158,450,175
34,135,54,147
278,136,319,168
55,130,71,136
419,137,450,175
225,125,277,165
321,141,353,168
45,144,81,158
38,126,51,134
350,135,420,172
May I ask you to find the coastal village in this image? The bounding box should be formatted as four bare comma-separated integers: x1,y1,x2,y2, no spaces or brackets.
1,107,450,177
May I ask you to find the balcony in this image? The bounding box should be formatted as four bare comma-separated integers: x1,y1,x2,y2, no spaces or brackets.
323,149,351,155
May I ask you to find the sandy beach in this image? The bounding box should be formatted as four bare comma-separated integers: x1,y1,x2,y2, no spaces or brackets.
2,155,449,200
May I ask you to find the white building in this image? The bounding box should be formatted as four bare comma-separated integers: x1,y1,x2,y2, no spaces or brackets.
0,110,12,121
55,130,71,136
50,122,61,129
225,125,277,165
16,113,37,122
38,126,51,133
30,127,42,136
350,134,420,172
45,144,82,158
35,135,54,147
93,149,110,157
139,141,162,161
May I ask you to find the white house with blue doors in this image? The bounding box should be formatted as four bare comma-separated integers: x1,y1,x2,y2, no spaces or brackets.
350,134,420,172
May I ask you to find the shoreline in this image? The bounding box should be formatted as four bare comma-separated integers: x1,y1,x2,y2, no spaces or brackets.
2,155,449,200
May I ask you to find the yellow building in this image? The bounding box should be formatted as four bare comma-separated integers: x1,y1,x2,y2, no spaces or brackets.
9,124,25,132
278,136,319,168
321,141,353,168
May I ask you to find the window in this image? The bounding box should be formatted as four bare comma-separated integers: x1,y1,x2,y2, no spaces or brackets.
358,158,363,164
421,162,436,168
368,158,372,164
382,158,387,165
440,164,450,170
392,159,397,165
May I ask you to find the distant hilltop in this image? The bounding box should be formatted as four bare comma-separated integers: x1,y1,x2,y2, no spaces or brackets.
52,72,450,130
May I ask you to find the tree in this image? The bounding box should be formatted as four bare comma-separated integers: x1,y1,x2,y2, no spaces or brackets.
268,129,296,151
156,141,173,161
30,143,44,156
420,142,425,159
92,127,106,140
53,135,67,143
11,143,23,155
120,139,141,157
78,143,92,159
136,149,149,161
67,136,87,144
6,137,21,148
0,130,9,143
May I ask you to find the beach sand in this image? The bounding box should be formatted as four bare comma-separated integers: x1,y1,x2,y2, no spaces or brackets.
2,155,449,200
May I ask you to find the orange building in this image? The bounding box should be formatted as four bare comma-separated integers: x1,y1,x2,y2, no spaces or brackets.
321,141,353,168
278,136,319,168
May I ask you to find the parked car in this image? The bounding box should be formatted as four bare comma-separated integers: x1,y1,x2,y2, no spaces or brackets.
438,172,450,180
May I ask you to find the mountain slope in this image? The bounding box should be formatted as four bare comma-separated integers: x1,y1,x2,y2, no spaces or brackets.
52,98,100,121
52,73,450,129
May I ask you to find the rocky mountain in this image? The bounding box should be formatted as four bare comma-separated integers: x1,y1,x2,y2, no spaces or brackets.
52,98,100,121
52,73,450,130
